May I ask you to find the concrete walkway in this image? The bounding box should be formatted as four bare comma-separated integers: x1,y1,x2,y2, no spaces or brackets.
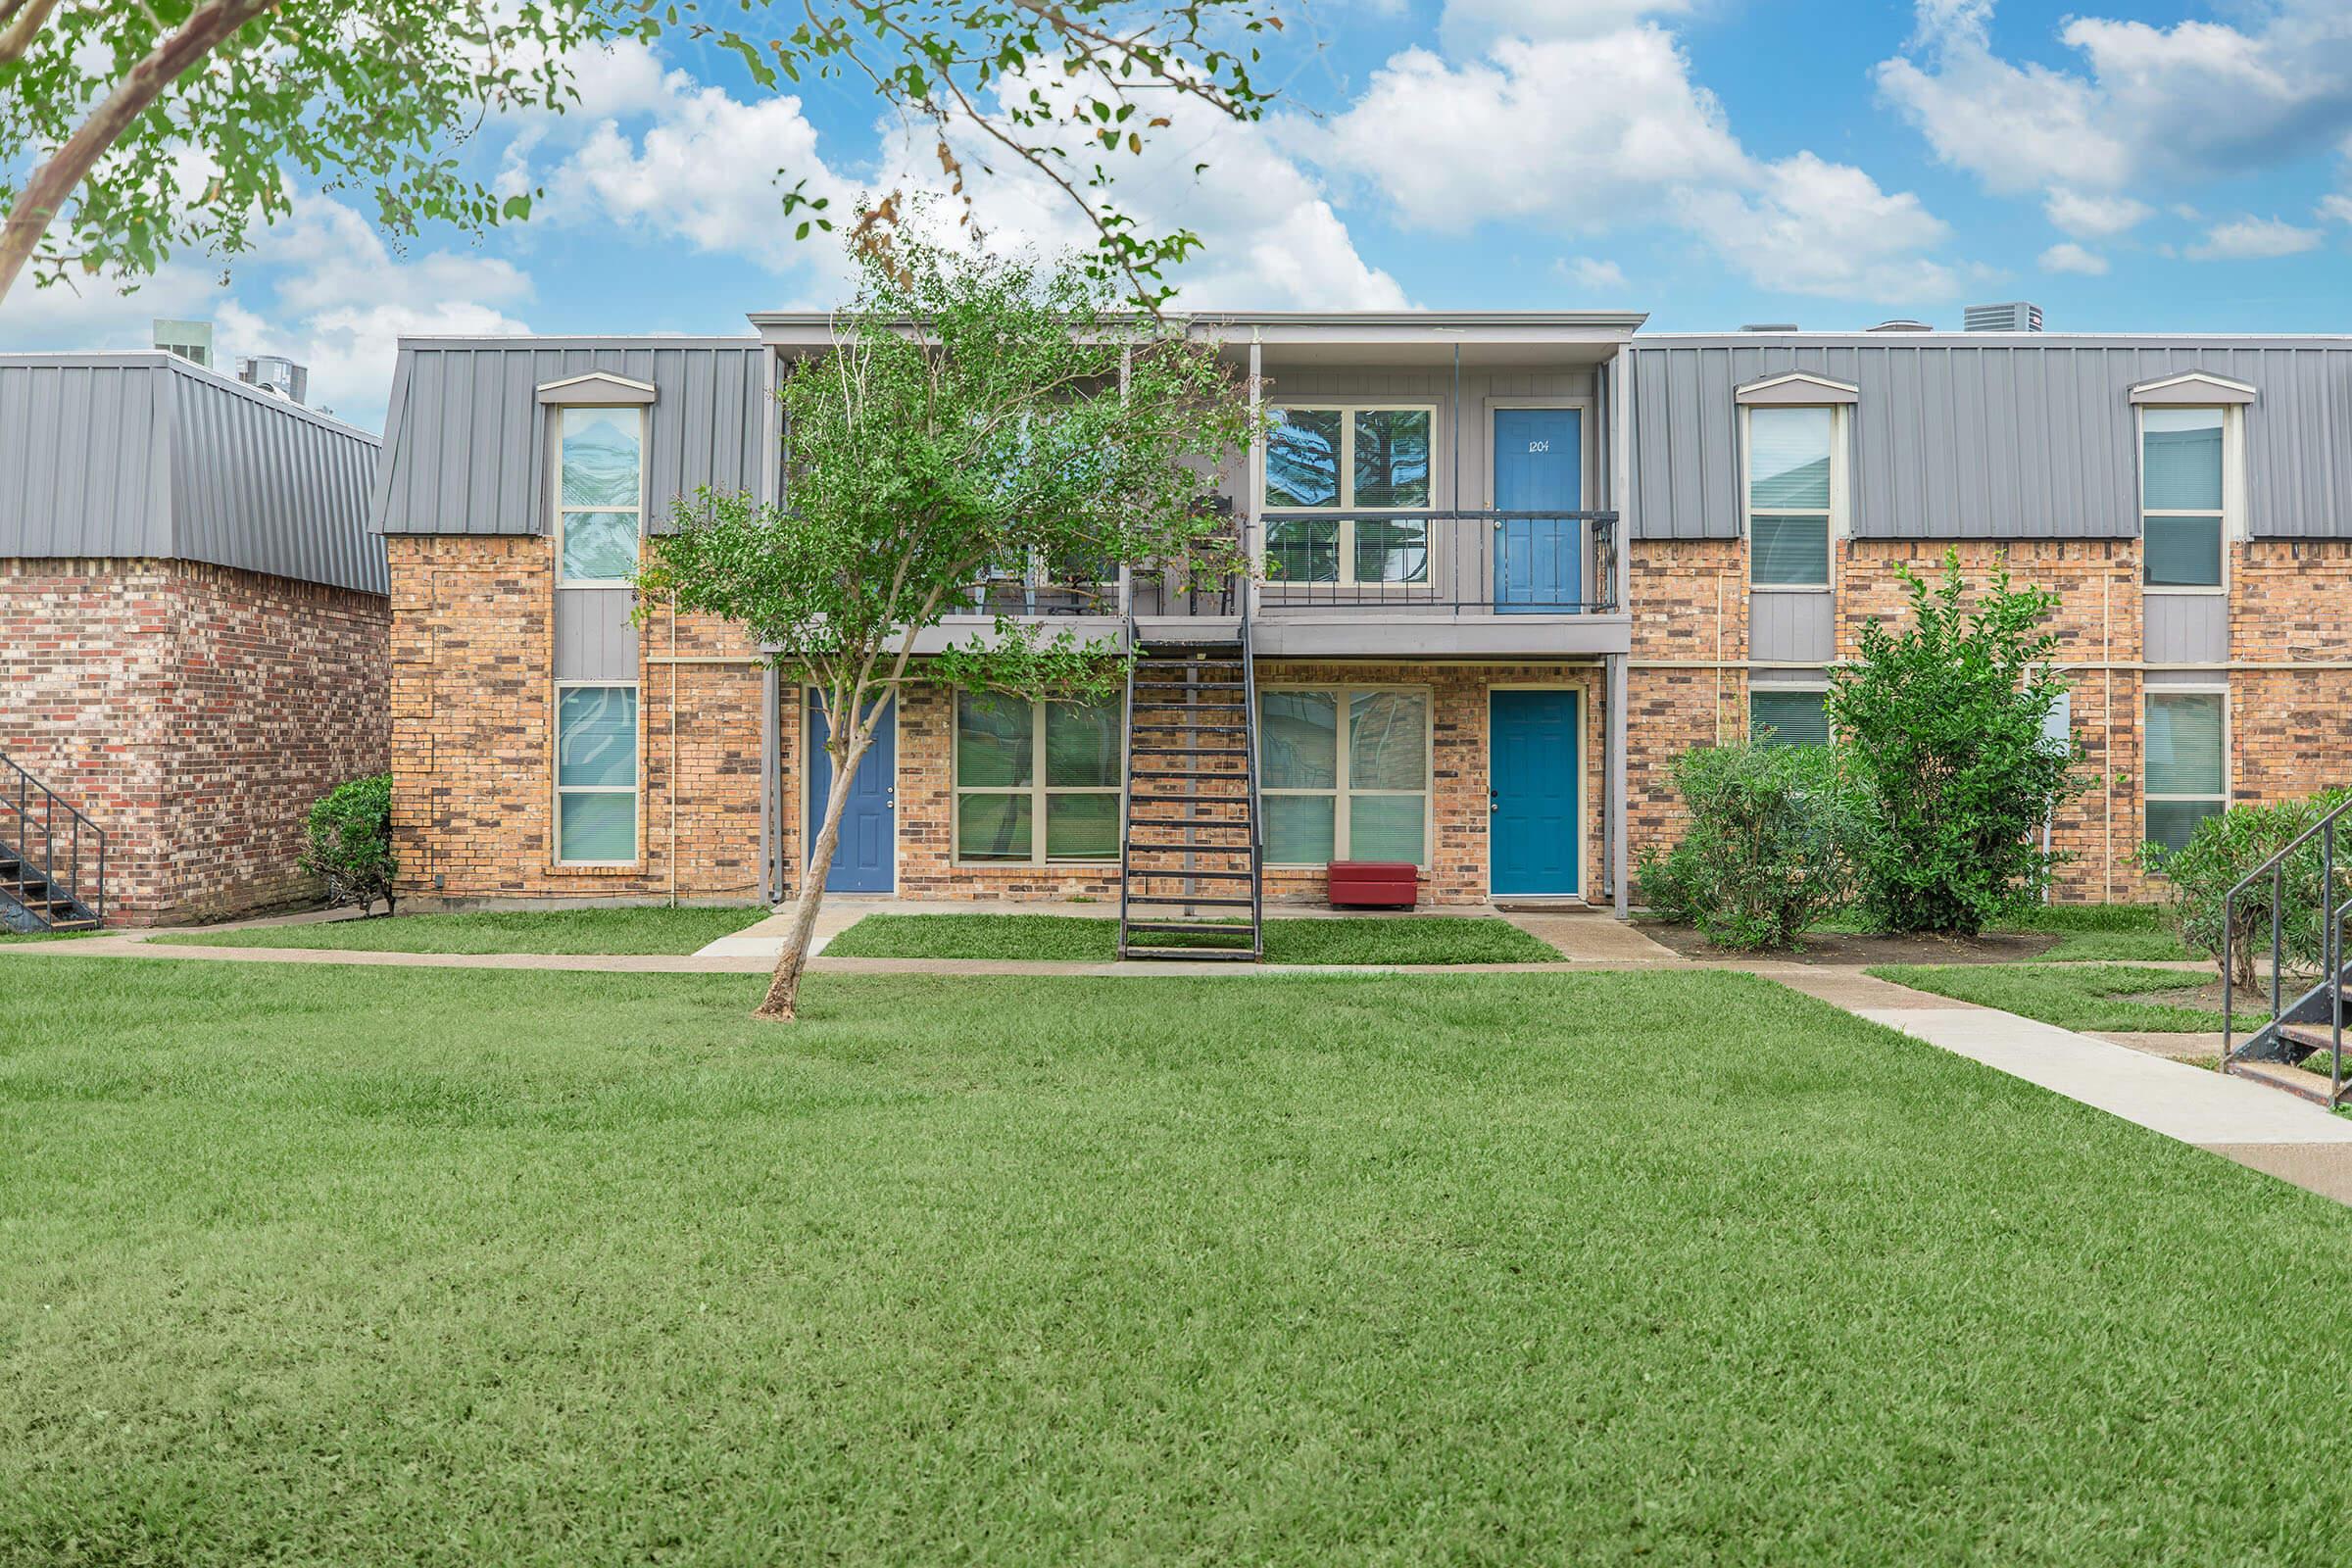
1742,961,2352,1201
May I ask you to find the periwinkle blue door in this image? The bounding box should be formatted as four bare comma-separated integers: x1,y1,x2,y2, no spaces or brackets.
1490,690,1580,897
1492,408,1584,612
808,694,896,893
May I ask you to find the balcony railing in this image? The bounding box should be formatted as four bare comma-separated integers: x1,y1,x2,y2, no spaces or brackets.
1252,510,1619,614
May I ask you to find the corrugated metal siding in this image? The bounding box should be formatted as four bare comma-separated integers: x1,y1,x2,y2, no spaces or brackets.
370,339,768,537
0,355,382,593
1628,338,2352,541
2145,595,2230,664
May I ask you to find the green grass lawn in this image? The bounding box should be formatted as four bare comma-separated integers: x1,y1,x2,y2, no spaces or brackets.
1867,960,2269,1033
145,905,767,956
2006,904,2202,963
823,911,1562,964
6,958,2352,1563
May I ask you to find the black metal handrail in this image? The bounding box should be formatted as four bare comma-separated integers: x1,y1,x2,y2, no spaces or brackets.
1239,592,1264,959
2222,792,2352,1102
1253,509,1621,613
1,750,107,926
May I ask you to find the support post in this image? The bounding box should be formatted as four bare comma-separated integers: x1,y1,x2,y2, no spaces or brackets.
760,662,782,904
1609,652,1629,918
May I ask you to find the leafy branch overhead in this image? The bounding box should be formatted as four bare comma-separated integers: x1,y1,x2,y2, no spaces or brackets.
0,0,1281,309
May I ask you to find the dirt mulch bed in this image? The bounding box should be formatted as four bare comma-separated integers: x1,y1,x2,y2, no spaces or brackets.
1638,921,2059,966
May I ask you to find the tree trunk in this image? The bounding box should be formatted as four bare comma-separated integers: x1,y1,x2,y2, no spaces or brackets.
755,722,872,1021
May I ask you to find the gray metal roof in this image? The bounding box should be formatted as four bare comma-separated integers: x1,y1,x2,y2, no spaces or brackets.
0,353,385,593
1629,334,2352,542
369,338,768,536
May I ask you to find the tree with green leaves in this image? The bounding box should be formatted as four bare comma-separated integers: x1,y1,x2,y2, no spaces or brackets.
1827,550,2083,935
639,225,1254,1021
0,0,1281,309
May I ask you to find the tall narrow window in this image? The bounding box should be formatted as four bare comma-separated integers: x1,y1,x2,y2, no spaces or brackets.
558,407,644,583
953,695,1120,863
1262,406,1432,587
1257,687,1430,864
2141,408,2225,588
557,686,638,862
1746,407,1834,588
2145,691,2226,853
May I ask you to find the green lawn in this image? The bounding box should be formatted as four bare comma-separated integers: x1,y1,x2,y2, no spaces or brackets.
6,958,2352,1563
2007,904,2201,963
145,905,767,956
1868,961,2269,1033
824,911,1561,964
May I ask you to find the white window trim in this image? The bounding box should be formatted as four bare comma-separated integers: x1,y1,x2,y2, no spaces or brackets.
553,405,647,588
950,694,1123,866
553,678,643,867
1258,683,1435,868
2143,685,2230,854
2137,404,2242,597
1740,404,1846,593
1262,402,1440,589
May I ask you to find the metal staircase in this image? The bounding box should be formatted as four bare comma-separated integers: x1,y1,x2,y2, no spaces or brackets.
0,752,107,933
1115,611,1264,961
2221,795,2352,1107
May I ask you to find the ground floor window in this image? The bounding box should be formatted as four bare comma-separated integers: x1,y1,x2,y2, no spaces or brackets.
1749,687,1830,747
954,693,1120,862
556,684,638,862
2145,690,2227,853
1258,687,1430,865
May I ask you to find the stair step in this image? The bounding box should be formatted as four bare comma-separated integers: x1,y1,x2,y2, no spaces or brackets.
2229,1058,2345,1106
43,918,100,932
1128,867,1253,881
1128,820,1254,833
1134,678,1248,689
2276,1022,2349,1055
1122,946,1260,962
1126,769,1249,781
1131,719,1245,730
1129,747,1250,759
1131,701,1248,711
1122,919,1250,934
1122,894,1255,907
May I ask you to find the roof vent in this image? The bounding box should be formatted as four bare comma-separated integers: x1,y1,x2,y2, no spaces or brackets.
1964,301,2043,332
1740,322,1799,333
1868,318,1933,332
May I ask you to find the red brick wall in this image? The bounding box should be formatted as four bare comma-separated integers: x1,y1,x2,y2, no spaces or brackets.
1625,541,1745,858
0,557,388,923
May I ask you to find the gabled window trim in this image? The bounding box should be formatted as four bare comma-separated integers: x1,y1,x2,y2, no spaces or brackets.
1735,371,1859,407
535,371,658,406
2128,371,2257,407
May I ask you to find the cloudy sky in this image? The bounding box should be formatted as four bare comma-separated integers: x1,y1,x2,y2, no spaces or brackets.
6,0,2350,428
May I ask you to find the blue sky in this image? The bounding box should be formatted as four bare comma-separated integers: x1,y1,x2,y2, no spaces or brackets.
7,0,2350,428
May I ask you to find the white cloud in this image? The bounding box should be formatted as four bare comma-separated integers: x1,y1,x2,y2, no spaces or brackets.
1879,0,2352,196
2042,187,2150,239
1676,152,1957,300
1440,0,1696,50
1556,256,1628,292
2038,241,2108,275
2184,216,2323,261
1317,25,1957,303
2320,193,2352,224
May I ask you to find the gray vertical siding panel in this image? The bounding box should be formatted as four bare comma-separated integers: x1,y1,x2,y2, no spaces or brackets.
1751,591,1835,662
1630,337,2352,541
555,588,640,679
2145,596,2229,664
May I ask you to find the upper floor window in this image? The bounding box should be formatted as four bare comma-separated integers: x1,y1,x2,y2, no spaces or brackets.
1262,405,1433,587
1744,407,1835,588
558,407,644,584
2140,407,2225,589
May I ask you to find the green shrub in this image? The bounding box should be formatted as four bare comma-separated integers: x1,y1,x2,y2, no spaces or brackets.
1638,740,1865,951
300,774,396,916
1828,551,2082,935
2145,790,2352,986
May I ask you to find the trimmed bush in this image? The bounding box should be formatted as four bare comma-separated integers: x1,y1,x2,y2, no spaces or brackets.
1828,551,2082,935
2146,790,2352,986
1638,740,1866,951
301,774,396,916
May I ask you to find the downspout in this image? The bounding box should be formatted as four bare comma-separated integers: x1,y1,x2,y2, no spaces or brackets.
669,597,679,907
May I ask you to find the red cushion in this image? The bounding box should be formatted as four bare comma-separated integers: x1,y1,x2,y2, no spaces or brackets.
1327,860,1418,906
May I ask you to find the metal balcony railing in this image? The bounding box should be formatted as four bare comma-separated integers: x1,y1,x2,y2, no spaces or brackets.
1250,510,1620,614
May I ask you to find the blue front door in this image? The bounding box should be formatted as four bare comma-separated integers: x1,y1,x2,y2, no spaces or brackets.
1490,690,1580,896
1492,408,1584,612
808,693,895,893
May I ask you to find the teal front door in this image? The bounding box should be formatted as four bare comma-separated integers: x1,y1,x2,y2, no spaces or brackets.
1492,408,1585,612
1490,689,1580,896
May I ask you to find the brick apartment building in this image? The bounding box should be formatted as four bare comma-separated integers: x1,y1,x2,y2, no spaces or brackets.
364,312,2352,933
0,353,387,928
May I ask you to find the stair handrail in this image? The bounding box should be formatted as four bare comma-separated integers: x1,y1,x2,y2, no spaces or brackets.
0,749,106,926
1239,595,1264,957
2221,792,2352,1077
